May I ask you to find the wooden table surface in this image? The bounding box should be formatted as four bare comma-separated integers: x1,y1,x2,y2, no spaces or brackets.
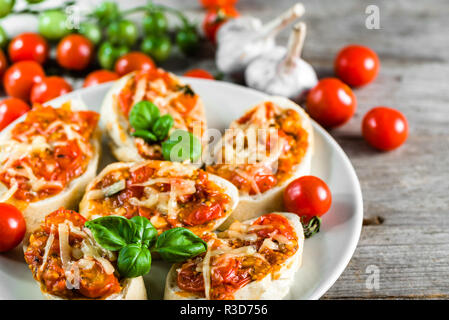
160,0,449,299
3,0,448,299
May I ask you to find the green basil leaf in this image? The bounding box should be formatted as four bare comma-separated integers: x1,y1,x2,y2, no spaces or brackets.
129,101,160,130
117,243,152,278
152,114,174,141
131,129,158,142
85,216,136,251
161,129,202,162
130,216,157,247
154,227,207,262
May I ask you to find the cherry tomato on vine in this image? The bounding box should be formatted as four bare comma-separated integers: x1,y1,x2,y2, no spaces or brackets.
3,61,45,101
203,6,239,43
176,28,200,55
284,176,332,223
0,98,30,131
30,76,72,104
141,35,172,62
114,52,155,76
38,10,70,40
362,106,408,151
335,45,380,87
94,1,120,25
79,22,102,45
97,41,129,70
200,0,238,8
83,69,119,87
143,11,168,35
306,78,357,128
0,203,26,252
183,69,214,80
0,25,8,48
56,34,93,71
8,33,49,64
0,48,7,78
107,20,138,47
0,0,14,19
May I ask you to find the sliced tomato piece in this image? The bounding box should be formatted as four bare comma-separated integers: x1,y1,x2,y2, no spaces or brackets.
252,213,295,240
78,259,121,298
182,202,223,226
178,261,205,293
43,208,86,234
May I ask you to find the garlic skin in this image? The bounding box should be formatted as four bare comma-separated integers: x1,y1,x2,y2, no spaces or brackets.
215,3,305,75
216,17,276,74
245,46,317,99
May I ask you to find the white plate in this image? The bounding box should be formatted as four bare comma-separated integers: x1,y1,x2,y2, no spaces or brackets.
0,78,363,300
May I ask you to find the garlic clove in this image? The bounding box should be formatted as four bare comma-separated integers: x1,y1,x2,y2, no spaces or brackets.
216,3,305,74
244,22,317,99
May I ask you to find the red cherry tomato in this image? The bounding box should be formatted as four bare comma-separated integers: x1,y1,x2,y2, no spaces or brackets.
183,69,214,80
335,45,380,87
203,6,239,43
3,61,45,101
8,33,49,64
306,78,357,128
30,76,72,104
0,98,30,131
114,52,155,77
200,0,238,8
0,203,26,252
83,70,119,88
56,34,93,71
283,176,332,223
0,49,8,80
362,106,408,151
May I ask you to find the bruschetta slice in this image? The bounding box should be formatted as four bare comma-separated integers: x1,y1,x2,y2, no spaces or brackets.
0,101,101,232
79,160,239,235
164,212,304,300
24,208,147,300
206,96,313,229
100,68,207,162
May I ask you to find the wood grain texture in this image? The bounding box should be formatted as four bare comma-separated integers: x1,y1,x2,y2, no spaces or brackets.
160,0,449,299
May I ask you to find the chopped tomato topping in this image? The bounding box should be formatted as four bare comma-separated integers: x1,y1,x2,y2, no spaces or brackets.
78,260,121,298
182,202,224,226
210,257,251,300
43,208,86,234
252,213,295,240
0,104,99,202
178,261,205,293
118,87,134,116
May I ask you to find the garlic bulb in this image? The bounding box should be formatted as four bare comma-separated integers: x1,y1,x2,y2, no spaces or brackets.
216,3,305,74
245,22,317,99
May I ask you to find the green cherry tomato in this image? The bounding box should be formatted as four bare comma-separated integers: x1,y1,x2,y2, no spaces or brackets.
0,0,14,18
143,11,168,35
95,1,120,24
107,20,138,46
0,25,8,48
80,22,102,45
38,10,70,40
98,42,130,70
176,28,199,55
141,35,172,62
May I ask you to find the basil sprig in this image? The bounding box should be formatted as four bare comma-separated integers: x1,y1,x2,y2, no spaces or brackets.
129,100,174,142
85,216,206,278
162,129,202,162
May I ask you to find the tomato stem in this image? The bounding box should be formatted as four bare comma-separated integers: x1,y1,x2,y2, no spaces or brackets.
302,216,321,238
